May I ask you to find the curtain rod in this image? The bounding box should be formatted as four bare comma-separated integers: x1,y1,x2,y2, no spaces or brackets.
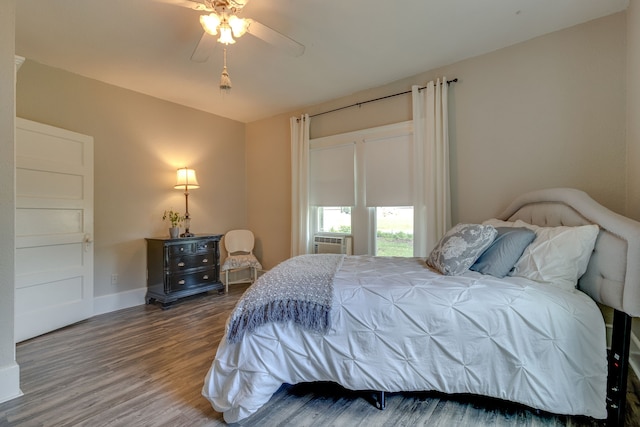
307,78,458,120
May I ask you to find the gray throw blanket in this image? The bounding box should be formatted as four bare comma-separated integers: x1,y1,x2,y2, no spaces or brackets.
226,254,344,343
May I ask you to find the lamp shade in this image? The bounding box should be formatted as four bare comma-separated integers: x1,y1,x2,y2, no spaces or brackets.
229,15,248,37
218,24,236,45
175,168,200,189
200,13,220,35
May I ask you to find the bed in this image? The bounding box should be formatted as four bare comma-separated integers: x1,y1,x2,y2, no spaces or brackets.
202,188,640,425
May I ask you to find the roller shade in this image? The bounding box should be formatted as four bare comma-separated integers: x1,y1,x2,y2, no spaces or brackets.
309,143,355,206
364,133,413,207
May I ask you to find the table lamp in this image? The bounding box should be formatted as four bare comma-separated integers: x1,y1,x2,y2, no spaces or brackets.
175,167,199,237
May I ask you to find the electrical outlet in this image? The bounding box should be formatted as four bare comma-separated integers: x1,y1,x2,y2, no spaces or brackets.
111,274,118,285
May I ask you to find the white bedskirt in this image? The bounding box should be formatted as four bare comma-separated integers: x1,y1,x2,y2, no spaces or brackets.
202,256,607,423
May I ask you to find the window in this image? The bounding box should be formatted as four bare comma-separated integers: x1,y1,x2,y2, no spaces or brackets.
317,206,351,234
310,121,415,256
375,206,413,256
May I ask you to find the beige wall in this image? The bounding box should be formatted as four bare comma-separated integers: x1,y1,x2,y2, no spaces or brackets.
245,114,292,269
628,1,640,220
16,61,247,299
247,12,627,268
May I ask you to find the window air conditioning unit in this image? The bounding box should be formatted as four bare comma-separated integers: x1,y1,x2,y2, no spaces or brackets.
313,233,353,255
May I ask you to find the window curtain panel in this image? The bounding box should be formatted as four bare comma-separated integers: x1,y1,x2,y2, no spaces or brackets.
290,114,311,256
412,79,451,256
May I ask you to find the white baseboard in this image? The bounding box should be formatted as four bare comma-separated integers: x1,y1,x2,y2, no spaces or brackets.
0,361,22,404
93,287,146,316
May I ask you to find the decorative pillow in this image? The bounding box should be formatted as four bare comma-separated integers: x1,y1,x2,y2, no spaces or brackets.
470,227,536,278
508,220,599,290
426,223,498,275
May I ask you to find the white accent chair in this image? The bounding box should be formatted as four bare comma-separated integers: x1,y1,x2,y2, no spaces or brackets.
221,229,263,293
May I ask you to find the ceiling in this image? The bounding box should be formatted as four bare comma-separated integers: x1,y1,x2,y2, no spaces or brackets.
15,0,628,123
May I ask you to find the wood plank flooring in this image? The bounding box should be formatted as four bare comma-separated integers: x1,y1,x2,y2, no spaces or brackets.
0,283,638,426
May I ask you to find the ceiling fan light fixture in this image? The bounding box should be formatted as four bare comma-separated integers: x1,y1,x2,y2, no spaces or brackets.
200,13,221,35
218,24,236,44
228,15,248,38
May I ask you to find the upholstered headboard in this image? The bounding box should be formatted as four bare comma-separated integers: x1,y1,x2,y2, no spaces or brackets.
498,188,640,317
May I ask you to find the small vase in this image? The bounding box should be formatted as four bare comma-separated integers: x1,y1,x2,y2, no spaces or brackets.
169,227,180,239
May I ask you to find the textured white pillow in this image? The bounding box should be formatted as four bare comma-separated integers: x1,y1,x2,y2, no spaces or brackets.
508,220,599,290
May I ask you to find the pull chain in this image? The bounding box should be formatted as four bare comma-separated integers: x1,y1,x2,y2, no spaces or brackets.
220,47,232,93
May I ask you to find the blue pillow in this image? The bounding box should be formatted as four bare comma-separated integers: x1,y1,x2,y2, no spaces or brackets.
470,227,536,278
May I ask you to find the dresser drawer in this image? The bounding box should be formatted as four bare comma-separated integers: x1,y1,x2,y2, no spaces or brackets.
196,240,215,252
168,269,217,292
169,242,196,256
168,240,216,257
168,252,214,271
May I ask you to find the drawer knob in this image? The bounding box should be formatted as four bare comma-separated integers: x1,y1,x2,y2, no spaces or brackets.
178,262,185,267
203,275,209,280
202,258,209,263
180,247,184,251
178,279,185,285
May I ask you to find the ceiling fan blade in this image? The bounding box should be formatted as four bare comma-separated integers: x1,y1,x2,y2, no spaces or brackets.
154,0,212,12
245,19,305,57
191,31,217,62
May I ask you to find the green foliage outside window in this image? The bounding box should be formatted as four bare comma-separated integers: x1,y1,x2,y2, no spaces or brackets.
328,225,352,233
376,230,413,257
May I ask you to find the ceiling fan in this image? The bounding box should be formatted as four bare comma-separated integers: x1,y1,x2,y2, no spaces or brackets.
163,0,305,63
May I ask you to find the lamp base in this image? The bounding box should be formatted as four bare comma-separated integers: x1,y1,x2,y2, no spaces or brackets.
182,216,193,237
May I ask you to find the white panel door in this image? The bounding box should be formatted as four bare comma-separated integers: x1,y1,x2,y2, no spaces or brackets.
15,118,94,343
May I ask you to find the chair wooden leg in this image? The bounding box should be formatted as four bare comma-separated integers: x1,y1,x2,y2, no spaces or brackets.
225,270,229,293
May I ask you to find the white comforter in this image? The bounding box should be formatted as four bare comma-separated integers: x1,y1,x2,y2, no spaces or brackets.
202,256,607,423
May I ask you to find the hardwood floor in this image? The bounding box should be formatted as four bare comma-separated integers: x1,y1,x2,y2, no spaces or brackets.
0,284,638,426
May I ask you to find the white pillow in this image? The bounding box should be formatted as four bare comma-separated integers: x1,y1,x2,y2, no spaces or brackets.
507,220,599,290
482,218,516,228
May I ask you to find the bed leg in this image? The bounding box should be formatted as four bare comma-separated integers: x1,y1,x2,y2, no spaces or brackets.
606,309,632,427
375,391,386,410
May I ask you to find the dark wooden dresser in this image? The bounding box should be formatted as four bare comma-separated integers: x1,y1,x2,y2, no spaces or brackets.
145,234,223,308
